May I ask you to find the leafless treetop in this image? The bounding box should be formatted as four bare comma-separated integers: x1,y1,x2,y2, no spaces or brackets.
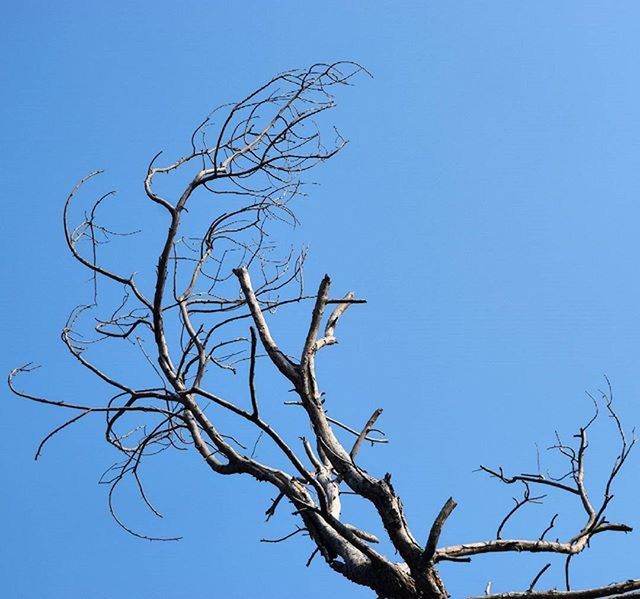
10,62,640,599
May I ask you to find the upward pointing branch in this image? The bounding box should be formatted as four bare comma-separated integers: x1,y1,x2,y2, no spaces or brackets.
423,497,457,565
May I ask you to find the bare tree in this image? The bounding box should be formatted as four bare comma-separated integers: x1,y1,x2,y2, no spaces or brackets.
9,62,640,599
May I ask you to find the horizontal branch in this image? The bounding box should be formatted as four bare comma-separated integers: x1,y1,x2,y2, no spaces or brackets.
471,578,640,598
480,465,579,496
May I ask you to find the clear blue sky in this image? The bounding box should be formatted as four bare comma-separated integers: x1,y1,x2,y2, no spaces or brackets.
3,2,640,598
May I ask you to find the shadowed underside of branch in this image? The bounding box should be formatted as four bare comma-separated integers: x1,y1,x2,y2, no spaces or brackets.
9,62,639,599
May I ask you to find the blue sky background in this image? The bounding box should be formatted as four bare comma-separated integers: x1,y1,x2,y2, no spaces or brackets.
3,2,640,598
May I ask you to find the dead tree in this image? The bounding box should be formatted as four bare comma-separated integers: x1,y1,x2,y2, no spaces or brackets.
9,62,640,599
